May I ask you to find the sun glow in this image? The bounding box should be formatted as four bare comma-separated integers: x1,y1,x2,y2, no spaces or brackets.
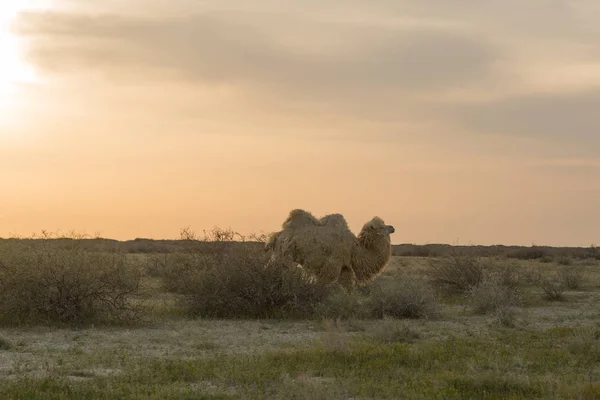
0,3,45,104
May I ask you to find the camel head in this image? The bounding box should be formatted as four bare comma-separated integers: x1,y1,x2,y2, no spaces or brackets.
357,216,395,248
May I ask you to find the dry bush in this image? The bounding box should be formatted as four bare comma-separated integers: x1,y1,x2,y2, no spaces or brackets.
160,227,264,293
486,262,521,290
144,253,172,278
160,226,331,319
426,250,485,294
467,263,522,315
557,256,573,266
559,266,584,290
160,251,209,294
521,266,544,286
493,307,518,328
318,275,439,320
367,275,438,319
468,275,521,315
0,235,142,326
181,245,330,319
540,276,566,301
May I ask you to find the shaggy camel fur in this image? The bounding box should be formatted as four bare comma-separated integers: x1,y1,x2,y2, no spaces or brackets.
265,209,395,288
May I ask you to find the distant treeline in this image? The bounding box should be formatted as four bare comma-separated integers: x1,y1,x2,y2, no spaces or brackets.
0,237,598,260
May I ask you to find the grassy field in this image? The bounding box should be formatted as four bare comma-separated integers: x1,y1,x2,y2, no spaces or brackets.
1,240,600,399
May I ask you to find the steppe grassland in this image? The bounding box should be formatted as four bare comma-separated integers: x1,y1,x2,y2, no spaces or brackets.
1,237,600,399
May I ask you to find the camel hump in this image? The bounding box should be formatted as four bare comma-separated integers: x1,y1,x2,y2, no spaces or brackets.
319,213,349,230
282,209,320,229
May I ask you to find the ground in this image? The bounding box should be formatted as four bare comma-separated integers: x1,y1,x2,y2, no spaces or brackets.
1,255,600,399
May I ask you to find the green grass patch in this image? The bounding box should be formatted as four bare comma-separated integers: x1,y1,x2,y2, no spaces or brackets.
2,327,599,399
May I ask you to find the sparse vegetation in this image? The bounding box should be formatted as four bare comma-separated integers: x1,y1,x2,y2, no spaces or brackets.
1,325,600,398
1,230,600,398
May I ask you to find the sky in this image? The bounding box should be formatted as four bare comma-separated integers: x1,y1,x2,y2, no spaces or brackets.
1,0,599,246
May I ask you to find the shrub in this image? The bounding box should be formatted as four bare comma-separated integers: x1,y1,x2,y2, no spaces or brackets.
144,253,172,278
426,250,485,294
181,246,330,319
486,262,521,290
160,227,263,294
0,238,142,326
557,256,573,266
367,276,438,319
559,266,583,290
493,307,518,328
467,263,522,315
540,276,566,301
521,266,544,286
160,251,209,294
468,275,520,315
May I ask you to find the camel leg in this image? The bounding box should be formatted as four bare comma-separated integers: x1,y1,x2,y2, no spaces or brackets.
265,252,298,271
313,260,343,286
338,266,356,291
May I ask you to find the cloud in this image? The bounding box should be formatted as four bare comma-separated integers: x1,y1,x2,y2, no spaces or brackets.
15,10,497,120
447,90,600,140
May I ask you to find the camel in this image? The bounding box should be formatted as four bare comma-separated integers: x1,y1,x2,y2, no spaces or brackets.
265,209,395,288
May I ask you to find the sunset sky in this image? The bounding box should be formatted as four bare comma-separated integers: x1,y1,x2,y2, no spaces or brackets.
1,1,599,246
